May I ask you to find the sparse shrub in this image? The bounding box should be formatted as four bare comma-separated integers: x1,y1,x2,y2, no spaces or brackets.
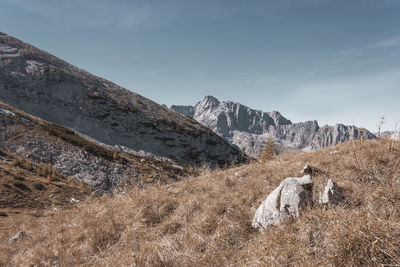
113,151,119,160
37,162,43,175
51,168,58,179
24,160,32,171
45,164,52,175
66,176,74,186
260,137,275,163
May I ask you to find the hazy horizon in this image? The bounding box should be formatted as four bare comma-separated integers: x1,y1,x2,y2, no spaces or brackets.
1,0,399,132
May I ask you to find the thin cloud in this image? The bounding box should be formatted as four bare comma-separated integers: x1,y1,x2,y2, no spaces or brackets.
333,34,400,63
378,35,400,47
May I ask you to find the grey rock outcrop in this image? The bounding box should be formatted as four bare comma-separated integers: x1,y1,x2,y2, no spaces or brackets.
0,32,245,167
311,124,374,150
319,179,343,205
8,231,26,244
171,96,376,158
252,165,314,230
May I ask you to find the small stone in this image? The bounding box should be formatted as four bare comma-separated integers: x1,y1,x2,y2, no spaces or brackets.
167,186,174,191
8,231,27,244
69,197,79,204
234,169,248,177
319,179,343,205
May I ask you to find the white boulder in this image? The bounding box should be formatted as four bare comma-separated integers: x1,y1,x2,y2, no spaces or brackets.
319,179,343,205
252,165,314,230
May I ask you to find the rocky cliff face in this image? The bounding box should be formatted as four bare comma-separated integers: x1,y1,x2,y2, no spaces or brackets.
170,96,376,158
0,33,245,167
0,102,187,191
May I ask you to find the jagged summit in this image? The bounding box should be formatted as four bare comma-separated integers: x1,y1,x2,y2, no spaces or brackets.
198,95,220,108
170,96,376,157
0,32,246,166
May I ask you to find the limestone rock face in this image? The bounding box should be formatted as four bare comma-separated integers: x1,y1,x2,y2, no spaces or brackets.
171,96,376,158
0,32,245,167
311,124,375,150
319,179,343,205
252,166,314,230
192,96,291,137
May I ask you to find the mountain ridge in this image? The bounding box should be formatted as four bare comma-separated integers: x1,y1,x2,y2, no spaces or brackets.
170,96,376,157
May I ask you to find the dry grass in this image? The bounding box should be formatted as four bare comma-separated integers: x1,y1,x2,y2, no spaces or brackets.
1,139,400,266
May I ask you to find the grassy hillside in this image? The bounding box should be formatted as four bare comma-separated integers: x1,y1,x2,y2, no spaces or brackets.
1,139,400,266
0,100,191,191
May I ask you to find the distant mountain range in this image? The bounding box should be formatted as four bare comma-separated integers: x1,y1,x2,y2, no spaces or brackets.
0,32,245,168
170,96,376,158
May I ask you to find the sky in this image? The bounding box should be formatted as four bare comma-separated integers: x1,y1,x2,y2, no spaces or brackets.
0,0,399,132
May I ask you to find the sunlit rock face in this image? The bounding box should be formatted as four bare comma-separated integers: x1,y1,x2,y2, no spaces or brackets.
252,165,314,230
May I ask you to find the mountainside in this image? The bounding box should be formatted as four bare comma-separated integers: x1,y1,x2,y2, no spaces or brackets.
0,101,191,192
0,33,245,167
171,96,376,157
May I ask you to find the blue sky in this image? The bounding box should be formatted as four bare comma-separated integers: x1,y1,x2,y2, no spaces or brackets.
1,0,399,131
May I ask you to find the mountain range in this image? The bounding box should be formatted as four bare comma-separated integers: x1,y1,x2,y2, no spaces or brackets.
0,31,378,191
0,32,245,169
170,96,376,157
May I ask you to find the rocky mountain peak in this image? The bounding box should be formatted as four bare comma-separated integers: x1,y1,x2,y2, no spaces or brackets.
267,110,292,126
195,95,221,111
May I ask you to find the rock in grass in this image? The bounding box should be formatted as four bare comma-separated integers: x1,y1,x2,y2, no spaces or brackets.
8,231,27,244
319,179,343,205
391,131,400,141
252,165,314,230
